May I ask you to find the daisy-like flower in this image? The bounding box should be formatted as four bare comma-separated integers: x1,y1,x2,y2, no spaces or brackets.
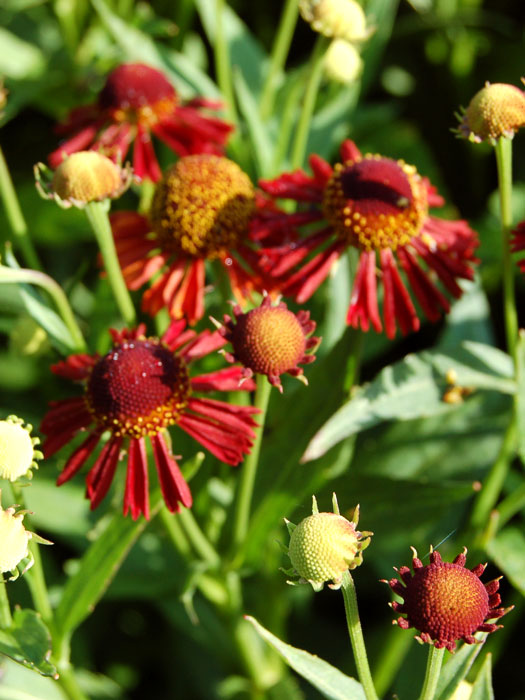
40,322,259,520
111,154,269,324
48,63,233,182
510,221,525,273
214,295,321,392
0,415,42,482
384,546,512,652
256,140,479,338
283,494,372,591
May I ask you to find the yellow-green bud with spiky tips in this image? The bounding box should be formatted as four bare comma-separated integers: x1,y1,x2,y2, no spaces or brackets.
458,81,525,144
0,415,42,482
34,151,133,209
284,494,372,591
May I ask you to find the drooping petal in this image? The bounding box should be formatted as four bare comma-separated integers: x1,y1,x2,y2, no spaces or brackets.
150,433,192,512
85,436,123,510
191,367,256,392
380,248,419,338
56,431,102,485
123,437,149,520
346,250,382,333
133,123,162,182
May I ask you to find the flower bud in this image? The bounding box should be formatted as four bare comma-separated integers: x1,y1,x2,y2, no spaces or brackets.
35,151,132,208
324,39,363,84
285,494,372,591
299,0,372,43
0,415,42,482
0,503,31,575
459,81,525,143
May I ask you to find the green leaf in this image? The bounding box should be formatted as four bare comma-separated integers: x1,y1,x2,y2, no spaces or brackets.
435,640,483,700
486,527,525,596
0,609,56,678
90,0,220,98
0,28,46,79
302,343,514,462
54,489,164,638
245,616,366,700
194,0,268,96
516,330,525,466
469,653,494,700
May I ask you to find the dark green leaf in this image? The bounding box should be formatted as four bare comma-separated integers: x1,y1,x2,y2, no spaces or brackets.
0,609,56,678
470,653,494,700
435,640,483,700
486,527,525,596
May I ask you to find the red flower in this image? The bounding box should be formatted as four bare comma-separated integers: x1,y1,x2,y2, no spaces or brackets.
48,63,233,182
385,547,512,652
255,140,479,338
111,155,272,324
511,221,525,273
40,322,258,519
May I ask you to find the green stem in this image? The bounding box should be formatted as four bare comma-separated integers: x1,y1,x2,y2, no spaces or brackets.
468,416,517,537
214,0,238,127
11,484,53,621
84,201,136,325
0,265,86,353
178,508,221,567
0,145,41,270
0,577,12,628
56,662,90,700
231,374,272,552
497,481,525,530
290,36,329,169
138,178,155,215
340,571,378,700
417,645,445,700
259,0,299,120
159,507,192,556
495,136,518,364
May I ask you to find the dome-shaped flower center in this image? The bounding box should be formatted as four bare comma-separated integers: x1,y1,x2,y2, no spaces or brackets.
149,155,255,259
230,306,306,376
85,339,190,438
322,156,428,251
52,151,123,203
404,562,489,643
289,512,360,583
99,63,177,126
463,83,525,142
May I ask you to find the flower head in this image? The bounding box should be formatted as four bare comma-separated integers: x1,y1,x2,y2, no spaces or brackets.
110,155,270,324
0,415,42,482
385,546,512,652
35,151,132,208
40,322,259,519
299,0,372,42
324,39,363,84
0,496,51,580
510,221,525,273
255,140,479,338
458,81,525,144
214,295,320,392
49,63,233,182
284,494,372,591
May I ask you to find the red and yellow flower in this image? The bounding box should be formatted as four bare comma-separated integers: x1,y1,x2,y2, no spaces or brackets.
49,63,233,182
40,322,259,519
255,140,479,338
111,154,273,324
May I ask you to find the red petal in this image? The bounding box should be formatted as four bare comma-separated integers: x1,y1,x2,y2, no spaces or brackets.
150,433,192,511
346,250,382,333
133,123,162,182
56,431,101,485
380,248,419,338
178,413,254,465
123,438,149,520
85,436,123,510
51,354,97,380
191,367,256,392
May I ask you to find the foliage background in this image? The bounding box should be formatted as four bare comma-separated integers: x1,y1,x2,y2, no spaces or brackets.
1,0,525,698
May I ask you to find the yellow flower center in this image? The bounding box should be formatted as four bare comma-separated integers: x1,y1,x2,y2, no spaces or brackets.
150,155,255,259
52,151,123,202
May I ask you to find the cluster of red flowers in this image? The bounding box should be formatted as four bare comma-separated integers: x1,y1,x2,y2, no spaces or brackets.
42,61,486,520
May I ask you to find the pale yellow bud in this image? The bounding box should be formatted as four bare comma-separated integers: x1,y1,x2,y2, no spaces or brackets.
0,416,41,481
299,0,371,42
0,505,31,574
324,39,363,84
459,82,525,143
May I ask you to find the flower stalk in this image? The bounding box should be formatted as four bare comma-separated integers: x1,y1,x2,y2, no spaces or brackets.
495,136,518,364
84,201,136,325
231,374,272,551
0,577,12,628
417,645,445,700
341,570,379,700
